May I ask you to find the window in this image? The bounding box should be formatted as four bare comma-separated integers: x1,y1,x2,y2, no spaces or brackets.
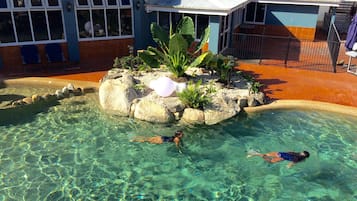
244,2,266,24
13,0,25,7
14,12,32,42
197,15,209,39
48,0,59,6
0,13,16,43
76,0,133,40
31,0,43,6
0,1,8,8
120,8,132,35
107,0,117,6
0,0,64,46
31,11,49,41
93,0,103,6
121,0,130,6
219,14,231,52
48,11,64,40
157,12,209,40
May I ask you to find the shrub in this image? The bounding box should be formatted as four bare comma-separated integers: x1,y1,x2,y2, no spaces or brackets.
177,79,212,109
241,72,264,94
201,53,237,85
112,55,151,71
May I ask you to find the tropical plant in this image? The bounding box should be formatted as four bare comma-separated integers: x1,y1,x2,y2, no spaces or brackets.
250,81,264,94
200,53,237,85
177,79,212,109
138,16,210,77
241,72,264,94
112,55,150,71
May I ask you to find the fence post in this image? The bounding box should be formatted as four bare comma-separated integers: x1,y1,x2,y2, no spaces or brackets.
258,35,264,64
284,37,291,67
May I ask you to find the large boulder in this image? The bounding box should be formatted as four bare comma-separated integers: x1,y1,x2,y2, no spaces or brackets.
99,79,138,116
181,108,205,124
204,94,237,125
133,99,175,123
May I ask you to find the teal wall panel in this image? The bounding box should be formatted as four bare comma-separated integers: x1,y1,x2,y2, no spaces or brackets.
61,0,80,62
266,5,319,28
209,16,220,54
134,0,155,52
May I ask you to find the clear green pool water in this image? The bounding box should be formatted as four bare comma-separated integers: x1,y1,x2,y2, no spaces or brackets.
0,86,356,201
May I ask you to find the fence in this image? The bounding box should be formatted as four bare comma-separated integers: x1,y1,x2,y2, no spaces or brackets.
225,27,342,72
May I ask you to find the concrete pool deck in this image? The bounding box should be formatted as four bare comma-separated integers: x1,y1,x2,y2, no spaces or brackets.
1,62,357,117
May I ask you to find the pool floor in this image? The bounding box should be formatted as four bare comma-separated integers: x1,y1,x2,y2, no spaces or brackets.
0,87,357,200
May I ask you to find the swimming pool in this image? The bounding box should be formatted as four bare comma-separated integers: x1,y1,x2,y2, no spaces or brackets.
1,86,356,200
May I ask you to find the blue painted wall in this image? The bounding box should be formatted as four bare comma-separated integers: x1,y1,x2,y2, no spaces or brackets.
265,5,319,28
209,16,220,54
61,0,80,62
134,0,156,51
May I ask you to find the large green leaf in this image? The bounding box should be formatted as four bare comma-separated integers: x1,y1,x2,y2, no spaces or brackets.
169,34,188,55
190,51,209,68
176,16,195,37
150,23,169,48
138,50,160,68
194,26,210,54
177,16,195,46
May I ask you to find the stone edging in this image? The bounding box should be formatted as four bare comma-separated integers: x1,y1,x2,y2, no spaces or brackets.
244,100,357,117
2,77,99,92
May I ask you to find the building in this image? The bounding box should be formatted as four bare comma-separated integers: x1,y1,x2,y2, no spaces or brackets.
0,0,352,74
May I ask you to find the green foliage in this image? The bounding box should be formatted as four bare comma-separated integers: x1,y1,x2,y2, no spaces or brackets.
112,55,151,71
113,57,120,68
177,79,212,109
240,72,264,94
139,16,210,78
201,53,237,85
250,81,264,94
133,83,146,93
205,80,217,94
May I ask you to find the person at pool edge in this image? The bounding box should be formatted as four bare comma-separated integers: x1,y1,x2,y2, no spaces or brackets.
247,150,310,168
131,130,184,148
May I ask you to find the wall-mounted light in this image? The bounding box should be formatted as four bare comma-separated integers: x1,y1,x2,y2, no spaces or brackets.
136,0,141,10
66,1,72,12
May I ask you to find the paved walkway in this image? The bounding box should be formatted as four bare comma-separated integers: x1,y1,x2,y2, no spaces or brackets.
44,62,357,108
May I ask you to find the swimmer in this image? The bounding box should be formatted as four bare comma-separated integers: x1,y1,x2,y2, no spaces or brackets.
131,130,184,148
247,150,310,168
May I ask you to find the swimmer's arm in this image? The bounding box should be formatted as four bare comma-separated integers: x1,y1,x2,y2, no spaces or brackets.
174,138,183,153
287,162,295,168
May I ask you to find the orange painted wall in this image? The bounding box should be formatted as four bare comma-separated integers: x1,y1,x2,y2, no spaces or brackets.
0,43,69,75
0,38,133,75
78,38,134,64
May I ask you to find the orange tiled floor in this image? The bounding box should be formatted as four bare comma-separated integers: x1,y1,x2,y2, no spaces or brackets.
238,63,357,107
46,62,357,108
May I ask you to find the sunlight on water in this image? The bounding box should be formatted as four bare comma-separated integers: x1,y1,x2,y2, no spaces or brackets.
0,86,357,200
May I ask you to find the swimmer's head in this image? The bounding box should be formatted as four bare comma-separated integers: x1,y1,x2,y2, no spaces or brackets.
174,130,183,138
302,151,310,158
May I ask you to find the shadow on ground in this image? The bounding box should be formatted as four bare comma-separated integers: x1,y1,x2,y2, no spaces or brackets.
240,70,287,102
0,101,59,126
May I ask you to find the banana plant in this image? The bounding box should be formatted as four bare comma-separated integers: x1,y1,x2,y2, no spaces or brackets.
139,16,210,77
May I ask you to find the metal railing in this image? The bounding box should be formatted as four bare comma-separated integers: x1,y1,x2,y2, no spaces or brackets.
225,27,342,72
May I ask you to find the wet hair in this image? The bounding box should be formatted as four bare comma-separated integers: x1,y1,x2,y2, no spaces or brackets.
289,151,310,163
303,151,310,158
174,130,183,137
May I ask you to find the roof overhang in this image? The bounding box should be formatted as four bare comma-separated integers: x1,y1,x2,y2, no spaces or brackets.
145,0,250,16
145,0,342,16
255,0,340,7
